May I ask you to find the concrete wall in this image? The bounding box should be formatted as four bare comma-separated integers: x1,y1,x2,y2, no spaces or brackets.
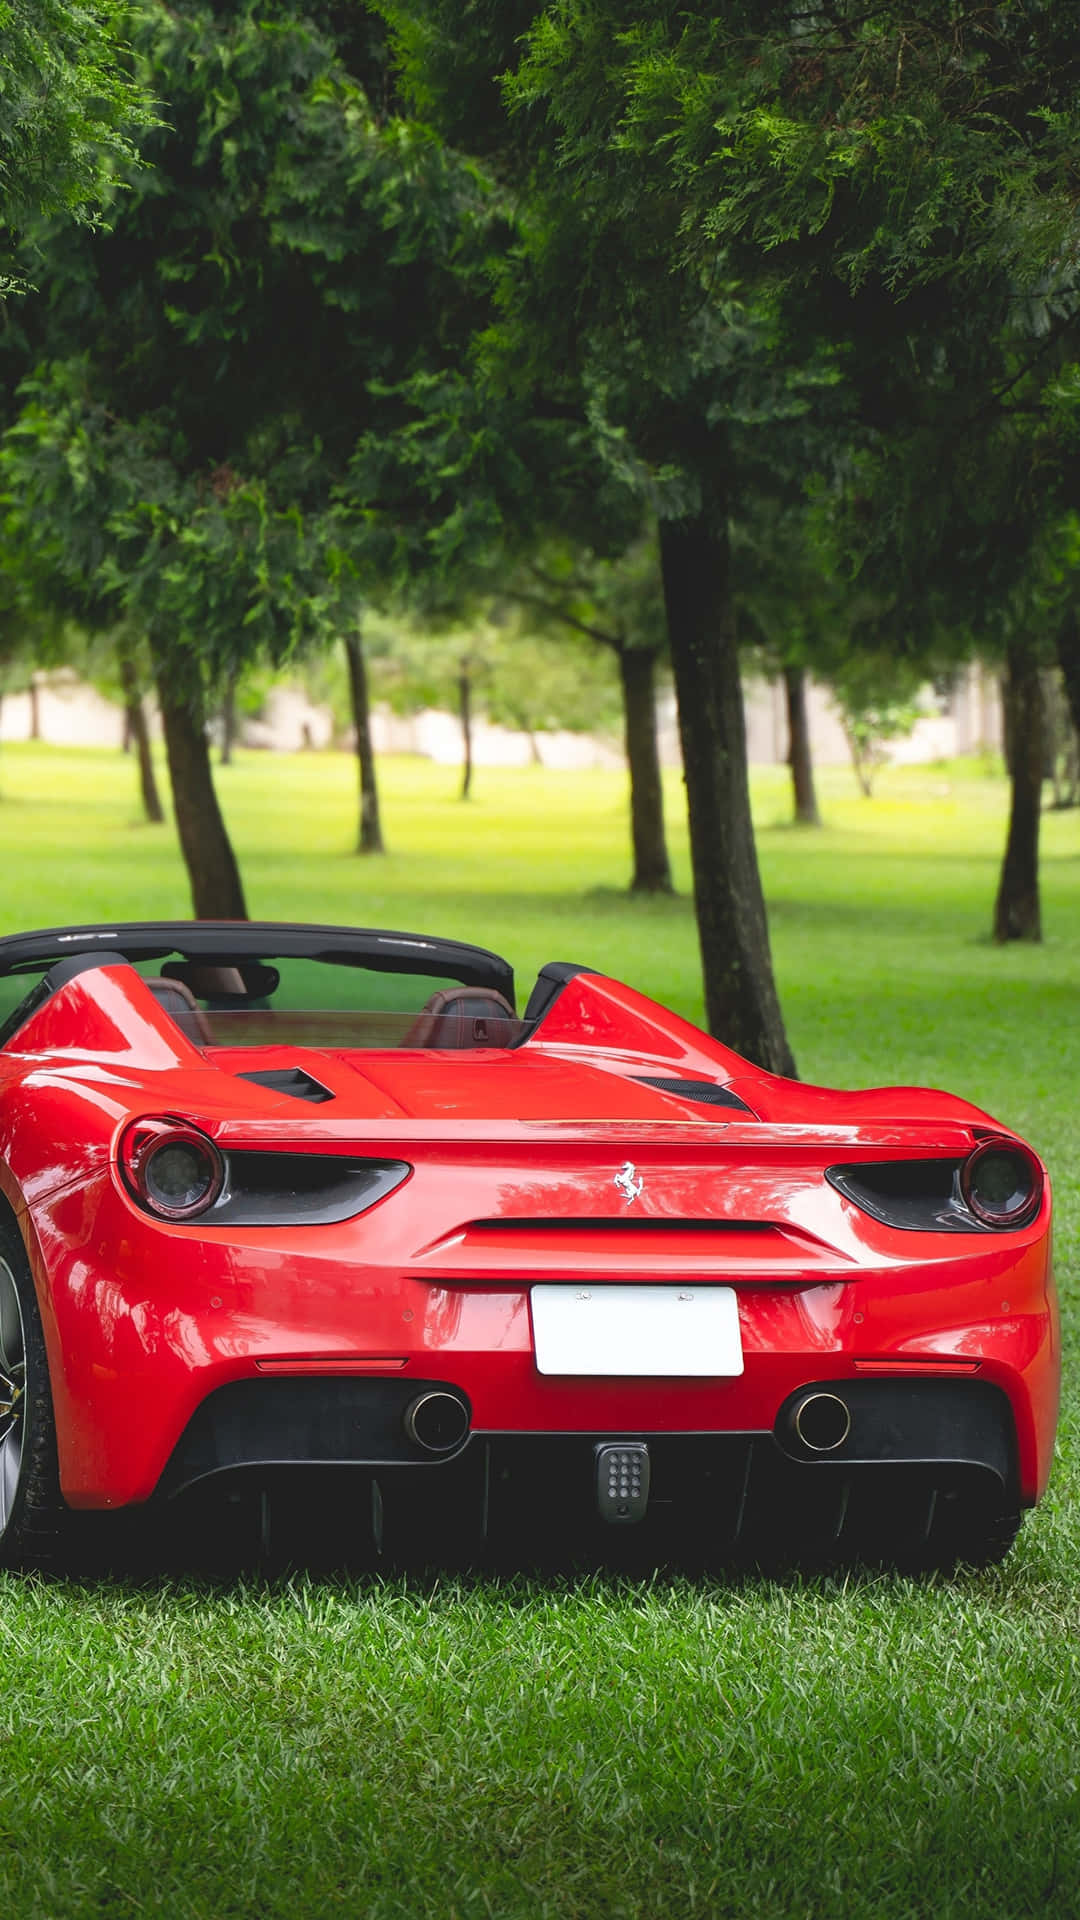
4,661,1004,770
0,672,132,747
741,662,1002,768
368,706,624,771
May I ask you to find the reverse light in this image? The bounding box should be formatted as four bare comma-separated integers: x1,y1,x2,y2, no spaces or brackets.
121,1117,224,1220
961,1141,1043,1229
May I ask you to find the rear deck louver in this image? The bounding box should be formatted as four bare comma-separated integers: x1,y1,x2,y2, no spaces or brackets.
633,1076,754,1113
237,1067,334,1105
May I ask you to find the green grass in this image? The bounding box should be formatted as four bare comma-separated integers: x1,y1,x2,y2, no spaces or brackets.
0,740,1078,1917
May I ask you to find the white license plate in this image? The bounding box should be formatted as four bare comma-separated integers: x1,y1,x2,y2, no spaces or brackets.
530,1284,743,1377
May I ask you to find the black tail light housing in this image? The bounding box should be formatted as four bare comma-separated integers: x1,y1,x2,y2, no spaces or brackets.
119,1116,411,1226
828,1138,1044,1233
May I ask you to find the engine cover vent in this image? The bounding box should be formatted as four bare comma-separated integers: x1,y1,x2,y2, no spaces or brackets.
633,1075,754,1113
237,1066,335,1105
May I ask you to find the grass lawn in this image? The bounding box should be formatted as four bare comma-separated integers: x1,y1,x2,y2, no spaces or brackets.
0,741,1077,1917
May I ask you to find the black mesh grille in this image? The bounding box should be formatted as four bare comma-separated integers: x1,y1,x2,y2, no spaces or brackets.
634,1076,754,1113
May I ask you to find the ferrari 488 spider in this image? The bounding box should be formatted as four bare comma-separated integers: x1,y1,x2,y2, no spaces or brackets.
0,921,1057,1569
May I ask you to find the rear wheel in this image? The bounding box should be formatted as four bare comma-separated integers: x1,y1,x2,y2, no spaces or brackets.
0,1220,67,1568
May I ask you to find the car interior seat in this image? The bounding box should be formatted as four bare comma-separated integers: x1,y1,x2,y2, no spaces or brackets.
403,987,517,1048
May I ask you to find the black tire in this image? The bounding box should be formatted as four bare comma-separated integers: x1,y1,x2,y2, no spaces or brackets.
0,1215,68,1568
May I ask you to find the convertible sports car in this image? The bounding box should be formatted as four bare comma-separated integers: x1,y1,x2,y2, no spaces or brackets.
0,920,1057,1570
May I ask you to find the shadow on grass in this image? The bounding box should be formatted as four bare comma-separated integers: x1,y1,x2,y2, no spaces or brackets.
47,1483,1023,1599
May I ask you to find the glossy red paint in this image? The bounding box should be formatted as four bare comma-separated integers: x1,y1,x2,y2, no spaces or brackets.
0,946,1059,1539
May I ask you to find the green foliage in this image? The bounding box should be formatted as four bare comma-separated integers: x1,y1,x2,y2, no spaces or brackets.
586,5,1080,302
1,362,345,691
0,2,511,705
486,628,622,739
0,1,154,285
827,655,925,799
384,3,1080,671
499,534,667,662
367,613,623,738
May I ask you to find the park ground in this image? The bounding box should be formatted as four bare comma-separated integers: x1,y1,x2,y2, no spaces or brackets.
0,743,1076,1918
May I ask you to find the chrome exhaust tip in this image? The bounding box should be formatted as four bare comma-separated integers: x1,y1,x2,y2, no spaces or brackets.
792,1390,852,1454
403,1390,470,1454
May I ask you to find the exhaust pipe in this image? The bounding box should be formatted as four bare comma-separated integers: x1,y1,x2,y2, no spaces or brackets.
792,1390,851,1454
404,1390,470,1454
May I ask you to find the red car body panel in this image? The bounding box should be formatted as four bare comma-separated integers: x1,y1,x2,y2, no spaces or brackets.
0,954,1057,1527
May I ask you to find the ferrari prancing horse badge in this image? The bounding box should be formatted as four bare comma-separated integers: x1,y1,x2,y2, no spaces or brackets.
614,1161,644,1204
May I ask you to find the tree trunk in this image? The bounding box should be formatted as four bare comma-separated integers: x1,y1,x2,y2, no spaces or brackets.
993,641,1043,943
783,664,821,826
842,722,875,798
344,630,385,853
617,644,673,892
27,677,40,741
220,671,238,766
658,511,796,1075
459,661,474,800
1056,609,1080,743
117,650,164,825
151,639,248,919
999,669,1013,777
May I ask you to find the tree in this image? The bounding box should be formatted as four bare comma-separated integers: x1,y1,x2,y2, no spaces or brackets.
0,1,504,910
484,627,623,756
366,619,488,800
1,369,346,914
1042,671,1079,812
498,538,673,890
829,661,923,802
81,626,165,824
376,3,810,1072
343,630,386,851
368,610,624,799
545,2,1080,941
994,642,1044,942
0,585,64,780
734,501,831,829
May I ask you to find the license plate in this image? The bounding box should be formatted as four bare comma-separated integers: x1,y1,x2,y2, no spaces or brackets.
530,1284,743,1377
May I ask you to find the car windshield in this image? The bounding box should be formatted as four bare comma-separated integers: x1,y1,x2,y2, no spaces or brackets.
136,957,524,1049
0,939,525,1051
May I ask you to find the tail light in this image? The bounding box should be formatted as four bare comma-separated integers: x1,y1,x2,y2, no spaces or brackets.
119,1120,410,1226
120,1117,225,1220
960,1140,1043,1229
828,1143,1044,1232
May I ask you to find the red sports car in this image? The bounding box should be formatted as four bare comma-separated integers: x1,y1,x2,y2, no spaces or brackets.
0,921,1057,1569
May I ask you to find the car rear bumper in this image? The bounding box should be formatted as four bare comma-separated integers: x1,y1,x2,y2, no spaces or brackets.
156,1375,1022,1567
25,1182,1058,1512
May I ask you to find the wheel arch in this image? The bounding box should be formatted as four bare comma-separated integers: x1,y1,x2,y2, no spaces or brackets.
0,1178,78,1480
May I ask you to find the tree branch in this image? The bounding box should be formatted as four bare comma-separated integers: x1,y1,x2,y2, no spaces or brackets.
500,584,623,651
